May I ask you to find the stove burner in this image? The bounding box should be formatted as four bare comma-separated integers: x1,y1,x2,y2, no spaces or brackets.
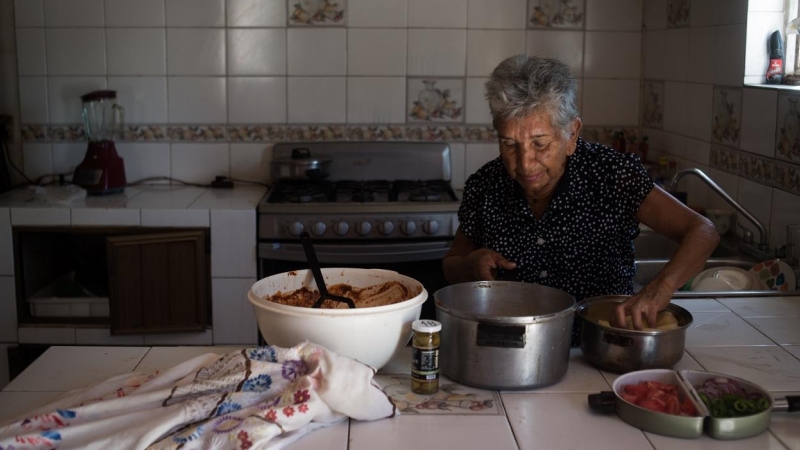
393,180,453,202
409,189,442,202
351,190,374,202
269,180,334,204
336,180,389,203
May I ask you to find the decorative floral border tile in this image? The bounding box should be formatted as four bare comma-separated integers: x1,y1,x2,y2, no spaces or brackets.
738,152,773,186
775,93,800,163
120,125,166,142
643,81,664,128
346,125,405,141
167,125,226,142
667,0,690,27
374,374,503,416
528,0,585,28
711,87,742,147
289,0,345,26
47,125,84,142
465,126,497,142
408,78,464,123
20,125,47,142
227,125,286,142
406,125,464,142
581,126,638,148
286,125,345,141
773,161,800,195
710,145,739,175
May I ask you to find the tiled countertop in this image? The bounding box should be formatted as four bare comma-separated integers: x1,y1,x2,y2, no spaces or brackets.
2,296,800,450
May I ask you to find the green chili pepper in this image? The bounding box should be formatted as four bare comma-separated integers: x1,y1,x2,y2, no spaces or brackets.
757,397,770,412
698,392,712,410
733,399,754,413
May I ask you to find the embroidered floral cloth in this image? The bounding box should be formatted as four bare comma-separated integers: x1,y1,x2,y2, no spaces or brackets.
0,342,397,449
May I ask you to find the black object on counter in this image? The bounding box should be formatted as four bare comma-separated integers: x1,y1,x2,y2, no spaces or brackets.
766,30,784,85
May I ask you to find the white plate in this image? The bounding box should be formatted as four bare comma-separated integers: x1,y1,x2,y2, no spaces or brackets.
690,267,765,291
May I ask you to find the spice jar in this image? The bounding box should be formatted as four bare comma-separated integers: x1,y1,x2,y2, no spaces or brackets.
411,319,441,395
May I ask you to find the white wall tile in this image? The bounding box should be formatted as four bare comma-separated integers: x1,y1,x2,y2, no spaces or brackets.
227,0,286,27
685,83,713,141
663,28,688,81
737,177,773,243
448,142,466,188
167,29,226,76
584,32,641,79
106,29,166,76
231,143,272,183
466,30,524,77
644,30,665,79
228,77,287,123
228,28,287,76
212,277,258,344
43,0,103,26
15,29,46,76
210,209,256,277
141,209,210,227
744,12,783,78
688,0,715,26
644,0,666,30
347,77,406,123
47,77,106,123
706,168,739,210
71,209,140,226
51,142,87,176
526,30,584,77
687,27,716,84
45,29,106,76
770,188,800,250
168,77,226,123
171,143,229,184
741,88,777,158
287,29,346,76
0,277,16,341
348,29,407,76
0,209,12,276
22,143,52,181
116,143,171,183
348,0,407,27
684,137,710,165
408,0,467,28
585,0,643,31
465,77,491,124
717,0,747,24
18,77,48,123
581,79,640,126
143,329,213,345
10,208,70,226
749,0,784,11
287,77,346,123
715,24,746,87
663,132,686,158
663,81,687,135
465,143,498,177
18,327,75,344
105,0,165,26
107,77,168,124
408,29,467,76
75,328,145,345
14,0,44,26
467,0,526,29
407,78,464,123
165,0,224,26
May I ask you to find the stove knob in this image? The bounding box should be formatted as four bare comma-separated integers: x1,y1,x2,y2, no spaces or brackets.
311,222,327,237
378,221,394,236
355,221,372,236
288,221,304,237
423,220,439,235
333,221,349,236
400,220,417,236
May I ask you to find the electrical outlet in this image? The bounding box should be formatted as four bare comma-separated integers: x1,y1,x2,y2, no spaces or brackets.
0,114,12,142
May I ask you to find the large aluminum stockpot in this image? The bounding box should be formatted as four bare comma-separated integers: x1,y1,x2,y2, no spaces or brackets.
434,281,576,390
577,296,693,373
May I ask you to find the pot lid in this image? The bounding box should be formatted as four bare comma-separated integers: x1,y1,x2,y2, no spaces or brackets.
272,147,330,165
434,281,575,323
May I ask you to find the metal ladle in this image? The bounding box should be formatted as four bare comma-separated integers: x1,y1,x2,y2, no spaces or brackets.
300,232,356,309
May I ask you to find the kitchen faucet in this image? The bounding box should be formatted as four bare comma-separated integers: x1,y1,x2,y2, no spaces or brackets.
669,168,770,255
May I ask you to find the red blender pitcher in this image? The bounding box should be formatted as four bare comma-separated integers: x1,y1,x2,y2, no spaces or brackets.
73,90,127,195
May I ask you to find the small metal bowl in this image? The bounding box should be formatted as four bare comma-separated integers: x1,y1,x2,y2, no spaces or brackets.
576,295,693,373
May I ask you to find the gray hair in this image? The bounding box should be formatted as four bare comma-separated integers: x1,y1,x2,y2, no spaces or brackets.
485,54,579,140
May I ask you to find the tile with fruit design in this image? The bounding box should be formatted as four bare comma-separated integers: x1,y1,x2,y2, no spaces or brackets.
528,0,584,28
466,126,497,142
227,125,285,142
581,127,638,149
48,125,85,142
289,0,345,26
775,93,800,163
346,125,405,141
121,125,166,142
643,81,664,128
709,145,739,175
286,125,345,141
408,78,464,123
406,125,464,142
168,125,226,142
20,125,47,142
374,374,503,416
667,0,690,27
738,152,773,186
711,88,741,147
773,161,800,196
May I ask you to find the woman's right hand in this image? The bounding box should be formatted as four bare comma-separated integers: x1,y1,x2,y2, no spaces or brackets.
465,248,517,281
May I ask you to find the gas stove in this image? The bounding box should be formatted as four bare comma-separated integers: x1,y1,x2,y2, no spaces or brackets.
258,142,461,241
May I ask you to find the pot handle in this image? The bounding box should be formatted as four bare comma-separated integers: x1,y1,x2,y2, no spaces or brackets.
475,323,526,348
773,395,800,413
292,148,311,159
588,391,616,413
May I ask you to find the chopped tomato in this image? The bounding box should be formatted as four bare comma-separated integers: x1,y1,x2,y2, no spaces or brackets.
638,398,667,413
620,381,698,417
680,398,697,416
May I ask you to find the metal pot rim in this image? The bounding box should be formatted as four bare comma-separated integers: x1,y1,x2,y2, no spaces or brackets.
436,301,576,324
576,295,693,335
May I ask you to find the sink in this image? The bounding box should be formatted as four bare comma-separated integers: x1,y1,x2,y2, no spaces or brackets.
634,230,738,259
634,258,755,289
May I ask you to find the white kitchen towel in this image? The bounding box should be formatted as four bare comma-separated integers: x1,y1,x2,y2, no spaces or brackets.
0,342,397,449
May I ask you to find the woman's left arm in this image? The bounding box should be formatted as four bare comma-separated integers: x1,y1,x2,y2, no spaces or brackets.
613,186,719,330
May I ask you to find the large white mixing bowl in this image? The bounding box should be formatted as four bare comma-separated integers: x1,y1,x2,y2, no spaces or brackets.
248,268,428,369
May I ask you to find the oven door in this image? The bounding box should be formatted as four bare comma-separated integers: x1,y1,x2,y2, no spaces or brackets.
257,240,452,320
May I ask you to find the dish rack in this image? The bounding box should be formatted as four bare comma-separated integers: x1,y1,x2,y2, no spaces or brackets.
27,274,109,318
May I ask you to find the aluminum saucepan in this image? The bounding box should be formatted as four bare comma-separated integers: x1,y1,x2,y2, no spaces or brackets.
577,295,693,373
270,147,331,180
589,369,800,440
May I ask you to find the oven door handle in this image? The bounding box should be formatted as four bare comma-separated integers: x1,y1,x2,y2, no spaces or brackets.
258,241,453,264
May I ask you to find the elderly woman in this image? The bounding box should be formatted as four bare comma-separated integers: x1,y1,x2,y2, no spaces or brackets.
443,55,719,333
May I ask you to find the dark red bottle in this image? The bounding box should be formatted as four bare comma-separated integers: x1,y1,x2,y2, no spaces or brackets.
766,30,784,85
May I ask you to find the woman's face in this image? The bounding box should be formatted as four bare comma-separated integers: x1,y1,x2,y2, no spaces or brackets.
496,111,581,201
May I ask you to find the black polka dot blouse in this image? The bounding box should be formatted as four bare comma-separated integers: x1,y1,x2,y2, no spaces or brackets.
458,138,655,302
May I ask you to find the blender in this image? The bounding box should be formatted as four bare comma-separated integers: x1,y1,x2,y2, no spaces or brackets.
73,90,127,195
